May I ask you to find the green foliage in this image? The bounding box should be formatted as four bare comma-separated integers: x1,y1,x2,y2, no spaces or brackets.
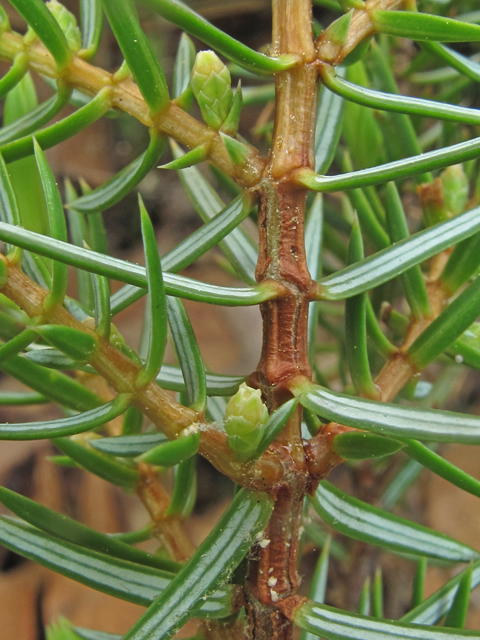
102,0,170,115
313,481,478,562
1,1,480,639
9,0,72,70
121,489,273,640
46,617,80,640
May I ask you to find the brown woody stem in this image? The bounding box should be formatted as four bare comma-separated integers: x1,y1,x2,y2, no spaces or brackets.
308,240,451,461
136,463,196,562
245,1,319,638
0,257,284,491
315,0,407,66
0,2,430,636
0,32,265,187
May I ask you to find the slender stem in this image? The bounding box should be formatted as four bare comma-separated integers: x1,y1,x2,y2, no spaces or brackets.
0,4,433,637
0,31,265,187
246,2,318,638
79,375,196,561
315,0,406,66
201,619,246,640
373,279,447,399
0,257,284,490
136,463,196,562
314,266,451,448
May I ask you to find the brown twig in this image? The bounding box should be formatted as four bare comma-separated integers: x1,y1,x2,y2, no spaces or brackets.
136,463,196,562
315,0,407,66
0,256,285,490
0,31,266,187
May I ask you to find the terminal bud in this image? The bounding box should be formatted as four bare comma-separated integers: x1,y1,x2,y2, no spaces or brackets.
191,50,233,131
224,383,268,459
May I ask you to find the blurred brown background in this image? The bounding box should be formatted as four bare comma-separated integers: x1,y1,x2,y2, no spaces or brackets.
0,2,267,636
0,1,479,637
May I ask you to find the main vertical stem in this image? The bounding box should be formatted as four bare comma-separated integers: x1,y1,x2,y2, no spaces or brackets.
245,2,318,638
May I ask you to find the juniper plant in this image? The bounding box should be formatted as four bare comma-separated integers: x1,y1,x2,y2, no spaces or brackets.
1,0,480,639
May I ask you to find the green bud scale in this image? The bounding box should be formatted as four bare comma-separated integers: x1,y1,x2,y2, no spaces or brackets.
191,50,233,131
0,258,7,289
339,0,365,10
46,0,82,53
321,10,353,48
441,164,469,217
224,383,268,459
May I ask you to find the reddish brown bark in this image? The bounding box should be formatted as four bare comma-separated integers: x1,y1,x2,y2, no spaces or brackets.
246,479,307,640
255,185,313,389
244,2,319,638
